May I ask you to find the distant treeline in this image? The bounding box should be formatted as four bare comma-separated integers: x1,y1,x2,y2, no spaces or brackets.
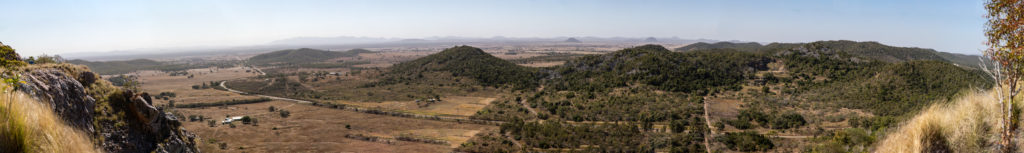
68,59,237,75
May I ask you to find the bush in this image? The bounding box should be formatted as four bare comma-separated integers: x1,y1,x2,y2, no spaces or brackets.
727,119,754,129
718,131,774,152
279,109,291,118
770,112,807,129
268,106,276,112
737,109,770,126
78,71,97,86
33,54,60,64
714,121,725,131
241,116,252,124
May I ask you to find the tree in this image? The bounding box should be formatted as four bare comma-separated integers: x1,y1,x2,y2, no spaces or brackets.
984,0,1024,151
35,54,58,64
0,42,26,69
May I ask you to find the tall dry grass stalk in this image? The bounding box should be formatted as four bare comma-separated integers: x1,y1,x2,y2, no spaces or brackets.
0,85,98,153
876,90,1010,152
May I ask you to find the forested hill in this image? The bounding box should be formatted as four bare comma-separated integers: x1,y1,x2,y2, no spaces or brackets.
675,42,763,52
548,44,771,93
377,46,540,89
676,40,985,68
248,48,371,66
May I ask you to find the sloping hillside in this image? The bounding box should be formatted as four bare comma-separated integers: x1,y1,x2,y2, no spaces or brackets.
805,60,992,116
677,40,986,68
935,51,990,69
675,42,762,52
377,45,539,89
248,48,372,66
779,40,948,63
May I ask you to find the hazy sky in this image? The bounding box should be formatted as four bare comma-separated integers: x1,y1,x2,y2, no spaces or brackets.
0,0,987,56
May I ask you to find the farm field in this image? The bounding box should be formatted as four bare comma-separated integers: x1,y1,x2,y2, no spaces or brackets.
175,100,495,153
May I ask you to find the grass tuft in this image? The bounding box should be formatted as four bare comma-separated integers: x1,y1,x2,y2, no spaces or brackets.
0,83,98,153
876,90,1007,152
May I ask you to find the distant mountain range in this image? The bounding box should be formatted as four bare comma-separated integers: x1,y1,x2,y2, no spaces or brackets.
63,36,722,61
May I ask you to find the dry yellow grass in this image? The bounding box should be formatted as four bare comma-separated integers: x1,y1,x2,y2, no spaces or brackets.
0,85,98,153
876,90,1006,152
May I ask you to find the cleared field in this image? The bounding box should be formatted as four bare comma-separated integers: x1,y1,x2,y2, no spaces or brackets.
519,61,565,67
176,101,496,153
328,96,497,116
137,67,263,106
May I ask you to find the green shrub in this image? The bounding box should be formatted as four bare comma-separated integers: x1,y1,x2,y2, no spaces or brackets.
241,116,252,124
718,131,774,152
770,112,807,129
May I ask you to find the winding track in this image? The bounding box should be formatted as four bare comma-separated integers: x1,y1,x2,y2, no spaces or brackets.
703,96,714,153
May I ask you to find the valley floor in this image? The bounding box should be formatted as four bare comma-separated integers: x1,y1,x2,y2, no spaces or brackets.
138,67,499,153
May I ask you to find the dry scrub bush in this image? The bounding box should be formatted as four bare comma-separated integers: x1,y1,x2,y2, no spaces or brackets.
876,90,1010,152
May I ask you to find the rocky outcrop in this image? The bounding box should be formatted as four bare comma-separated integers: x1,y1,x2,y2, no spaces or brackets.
18,68,200,153
102,90,198,153
19,69,96,133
